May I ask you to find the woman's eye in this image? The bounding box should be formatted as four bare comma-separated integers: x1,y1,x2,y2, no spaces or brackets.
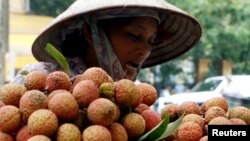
128,33,139,41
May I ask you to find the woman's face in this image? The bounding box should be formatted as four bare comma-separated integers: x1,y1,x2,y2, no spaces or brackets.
107,17,158,80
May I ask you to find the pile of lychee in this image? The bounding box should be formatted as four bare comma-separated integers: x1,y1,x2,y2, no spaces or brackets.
0,67,163,141
160,96,250,141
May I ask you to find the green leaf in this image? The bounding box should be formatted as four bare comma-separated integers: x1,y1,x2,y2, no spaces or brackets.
20,70,29,75
155,114,184,141
137,113,170,141
45,43,70,75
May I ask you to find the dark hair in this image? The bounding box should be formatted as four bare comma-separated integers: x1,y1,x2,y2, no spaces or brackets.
61,28,88,58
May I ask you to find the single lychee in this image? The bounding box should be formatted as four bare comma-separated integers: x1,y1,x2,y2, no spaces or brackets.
204,106,226,123
161,103,179,122
81,67,111,87
24,71,47,91
27,135,51,141
115,79,139,107
100,82,115,99
204,97,228,112
48,92,79,121
28,109,58,136
16,125,35,141
19,90,48,122
0,131,14,141
56,123,81,141
0,105,22,133
230,118,247,125
47,89,69,100
134,103,150,114
121,112,146,138
72,80,100,107
182,114,205,130
131,87,143,108
0,83,27,107
82,125,112,141
141,109,161,132
87,98,117,126
109,122,128,141
178,101,201,116
45,71,72,92
177,121,203,141
208,116,231,125
228,106,250,124
136,83,157,106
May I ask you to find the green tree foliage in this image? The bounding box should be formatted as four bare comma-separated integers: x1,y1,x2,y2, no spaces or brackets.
30,0,75,17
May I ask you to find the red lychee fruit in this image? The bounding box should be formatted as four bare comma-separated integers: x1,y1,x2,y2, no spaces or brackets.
56,123,81,141
0,83,27,107
47,89,69,100
182,114,205,130
72,80,100,107
230,118,247,125
27,135,51,141
48,92,79,121
19,90,48,122
204,106,226,123
115,79,139,107
134,103,150,114
16,125,35,141
178,101,201,116
87,98,117,126
0,131,14,141
81,67,112,87
228,106,250,124
45,71,72,92
177,121,203,141
24,71,47,91
82,125,112,141
208,116,231,125
28,109,58,136
0,105,22,133
122,112,146,138
161,103,179,122
141,109,161,132
109,122,128,141
136,83,157,106
204,97,228,112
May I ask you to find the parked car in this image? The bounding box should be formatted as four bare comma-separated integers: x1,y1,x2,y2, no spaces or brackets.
156,75,250,114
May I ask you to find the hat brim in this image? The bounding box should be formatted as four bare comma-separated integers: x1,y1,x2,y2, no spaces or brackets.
32,0,202,68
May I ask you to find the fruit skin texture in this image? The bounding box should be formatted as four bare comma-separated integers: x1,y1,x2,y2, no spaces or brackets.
134,103,150,114
0,100,5,108
115,79,138,107
28,109,58,136
81,67,111,87
109,122,128,141
45,71,72,92
182,114,205,130
48,92,79,121
204,106,226,123
72,80,100,107
204,97,228,112
230,118,247,125
24,71,47,91
82,125,112,141
228,106,250,124
122,112,145,138
136,83,157,106
0,105,22,133
177,121,203,141
87,98,117,126
100,82,115,99
161,103,179,122
19,90,48,122
16,125,35,141
0,131,14,141
208,116,231,125
56,123,81,141
178,101,201,116
27,135,51,141
141,109,161,132
0,83,27,107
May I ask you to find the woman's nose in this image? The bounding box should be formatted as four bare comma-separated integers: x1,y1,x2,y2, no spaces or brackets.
136,42,151,59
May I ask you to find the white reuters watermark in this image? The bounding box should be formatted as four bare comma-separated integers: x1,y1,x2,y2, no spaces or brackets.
212,129,246,136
